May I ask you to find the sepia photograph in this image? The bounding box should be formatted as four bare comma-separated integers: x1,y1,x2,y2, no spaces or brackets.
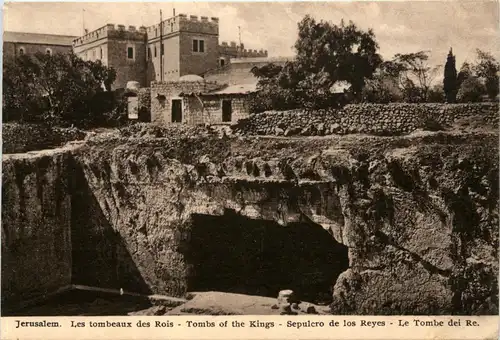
1,1,498,318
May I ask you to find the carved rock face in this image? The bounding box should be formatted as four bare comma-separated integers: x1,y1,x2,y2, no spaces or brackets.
2,130,498,315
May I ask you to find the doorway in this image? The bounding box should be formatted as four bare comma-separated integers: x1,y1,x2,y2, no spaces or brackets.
187,211,349,304
222,100,232,123
171,99,182,123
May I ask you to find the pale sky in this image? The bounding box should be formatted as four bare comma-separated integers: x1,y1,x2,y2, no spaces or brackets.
3,1,499,71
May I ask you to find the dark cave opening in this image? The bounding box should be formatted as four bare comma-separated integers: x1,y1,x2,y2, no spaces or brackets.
187,210,349,305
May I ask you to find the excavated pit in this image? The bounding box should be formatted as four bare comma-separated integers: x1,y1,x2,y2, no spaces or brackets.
187,210,349,304
2,130,498,315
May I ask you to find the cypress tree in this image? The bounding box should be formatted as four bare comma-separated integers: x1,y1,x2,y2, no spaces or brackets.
443,48,458,103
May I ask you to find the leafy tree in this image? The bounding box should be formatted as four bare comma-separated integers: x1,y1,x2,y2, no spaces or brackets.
389,51,442,102
3,55,45,122
443,48,458,102
457,62,473,89
457,76,485,103
473,49,499,100
294,16,382,99
361,61,403,103
3,52,116,126
427,84,445,103
250,15,382,110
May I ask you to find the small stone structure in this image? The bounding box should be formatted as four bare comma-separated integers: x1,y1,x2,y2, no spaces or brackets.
151,80,255,125
234,103,499,136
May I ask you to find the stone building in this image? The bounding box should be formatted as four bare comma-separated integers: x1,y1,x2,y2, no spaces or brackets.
150,76,256,125
73,25,148,90
217,41,267,68
3,31,77,59
203,56,290,85
72,13,268,90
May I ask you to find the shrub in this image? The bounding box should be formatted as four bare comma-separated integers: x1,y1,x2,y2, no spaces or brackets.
457,77,485,103
427,85,445,103
2,123,86,153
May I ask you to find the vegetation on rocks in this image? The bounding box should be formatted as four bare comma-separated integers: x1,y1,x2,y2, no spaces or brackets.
2,122,86,154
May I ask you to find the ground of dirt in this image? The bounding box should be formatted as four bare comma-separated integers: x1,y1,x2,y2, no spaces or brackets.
10,290,329,316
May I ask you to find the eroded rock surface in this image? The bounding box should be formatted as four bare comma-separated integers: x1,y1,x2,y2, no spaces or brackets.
2,131,498,315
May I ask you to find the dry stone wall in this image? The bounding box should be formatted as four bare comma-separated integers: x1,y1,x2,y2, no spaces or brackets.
234,103,499,136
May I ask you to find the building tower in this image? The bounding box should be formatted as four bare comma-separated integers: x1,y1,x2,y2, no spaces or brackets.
145,14,220,83
73,24,148,90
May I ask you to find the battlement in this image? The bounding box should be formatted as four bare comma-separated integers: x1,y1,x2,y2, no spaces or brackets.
146,13,219,41
73,24,146,47
218,41,268,58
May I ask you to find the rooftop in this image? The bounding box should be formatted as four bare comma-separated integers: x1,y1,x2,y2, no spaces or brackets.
179,83,258,97
208,83,257,95
4,31,77,46
230,56,292,64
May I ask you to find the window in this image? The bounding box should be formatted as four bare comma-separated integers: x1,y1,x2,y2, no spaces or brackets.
161,43,164,56
46,48,52,56
154,45,157,57
19,47,25,55
219,58,225,67
100,47,103,59
192,39,205,53
127,46,134,59
148,47,151,59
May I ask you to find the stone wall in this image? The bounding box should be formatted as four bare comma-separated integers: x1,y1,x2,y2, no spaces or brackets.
184,95,250,125
108,39,147,89
146,35,181,84
178,32,218,78
150,81,221,124
3,42,72,60
234,103,499,136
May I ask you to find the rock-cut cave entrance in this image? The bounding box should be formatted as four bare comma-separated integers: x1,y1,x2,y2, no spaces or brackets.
187,210,349,304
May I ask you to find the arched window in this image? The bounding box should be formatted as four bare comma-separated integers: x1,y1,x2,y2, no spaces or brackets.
46,48,52,56
19,47,25,55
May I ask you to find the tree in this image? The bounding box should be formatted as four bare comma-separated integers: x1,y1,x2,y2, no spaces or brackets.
457,76,484,103
473,49,499,100
250,15,383,111
3,55,45,122
457,62,473,89
443,48,458,102
249,62,302,113
361,61,403,103
427,84,445,103
294,16,382,99
389,51,442,102
3,52,116,126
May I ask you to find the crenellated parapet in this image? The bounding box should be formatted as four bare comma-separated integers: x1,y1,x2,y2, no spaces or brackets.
146,13,219,41
73,24,147,47
218,41,268,58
